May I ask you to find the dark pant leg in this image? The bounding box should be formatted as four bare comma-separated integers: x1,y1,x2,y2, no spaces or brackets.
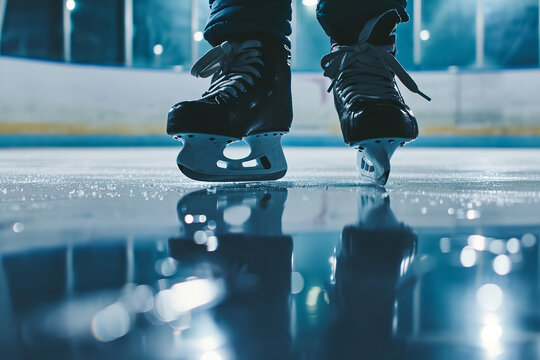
316,0,409,44
204,0,292,46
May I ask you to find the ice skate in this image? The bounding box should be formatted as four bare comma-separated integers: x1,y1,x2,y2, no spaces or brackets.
167,36,292,182
321,9,430,185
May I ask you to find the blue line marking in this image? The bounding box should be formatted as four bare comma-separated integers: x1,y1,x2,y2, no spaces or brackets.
1,135,540,148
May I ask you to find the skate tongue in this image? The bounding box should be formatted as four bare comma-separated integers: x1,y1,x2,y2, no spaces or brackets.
359,10,431,101
366,9,401,46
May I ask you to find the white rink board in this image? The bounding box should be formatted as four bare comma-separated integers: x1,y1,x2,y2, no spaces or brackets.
1,56,540,136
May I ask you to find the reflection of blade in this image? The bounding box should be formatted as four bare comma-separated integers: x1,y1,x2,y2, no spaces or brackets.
176,187,288,237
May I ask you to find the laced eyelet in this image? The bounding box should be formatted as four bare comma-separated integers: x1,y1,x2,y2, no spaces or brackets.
191,40,265,100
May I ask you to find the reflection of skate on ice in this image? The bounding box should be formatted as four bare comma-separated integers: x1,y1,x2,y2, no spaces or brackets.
169,187,292,299
167,37,292,182
175,186,287,237
325,189,417,359
355,186,401,229
322,10,430,185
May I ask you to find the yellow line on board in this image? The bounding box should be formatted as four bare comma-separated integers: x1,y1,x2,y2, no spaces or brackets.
1,122,540,136
0,122,165,135
422,125,540,136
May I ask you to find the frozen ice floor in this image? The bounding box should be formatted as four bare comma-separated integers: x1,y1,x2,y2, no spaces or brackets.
1,146,540,360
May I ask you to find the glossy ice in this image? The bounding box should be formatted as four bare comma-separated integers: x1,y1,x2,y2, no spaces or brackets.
1,147,540,360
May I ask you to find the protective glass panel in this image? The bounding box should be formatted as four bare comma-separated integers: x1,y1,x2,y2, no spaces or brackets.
70,0,124,65
421,0,477,69
133,0,191,69
484,0,539,68
293,0,329,71
194,0,212,61
1,0,63,60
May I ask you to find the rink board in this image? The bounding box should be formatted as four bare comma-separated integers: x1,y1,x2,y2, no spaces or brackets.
1,56,540,141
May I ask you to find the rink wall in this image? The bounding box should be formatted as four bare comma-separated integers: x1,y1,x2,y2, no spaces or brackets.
1,56,540,143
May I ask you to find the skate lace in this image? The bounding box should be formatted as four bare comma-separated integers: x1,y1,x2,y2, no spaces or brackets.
321,10,431,104
190,40,263,101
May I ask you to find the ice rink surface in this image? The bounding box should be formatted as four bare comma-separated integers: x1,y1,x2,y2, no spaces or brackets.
1,146,540,360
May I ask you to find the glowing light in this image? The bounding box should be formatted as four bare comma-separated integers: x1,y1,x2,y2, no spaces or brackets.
439,237,451,253
223,205,251,226
460,246,477,267
199,336,221,350
207,220,217,230
170,279,222,313
156,257,178,276
419,29,430,41
194,230,208,244
507,238,520,254
489,239,505,254
194,31,204,42
198,214,207,223
306,286,321,307
493,255,511,276
477,284,503,311
521,233,536,247
481,324,502,342
201,351,222,360
153,44,164,55
483,312,499,325
125,285,154,313
206,236,218,252
185,214,194,224
291,271,305,295
154,289,179,322
91,303,131,342
12,222,24,233
66,0,76,11
302,0,318,6
484,342,504,358
481,321,504,358
468,235,486,251
466,209,481,220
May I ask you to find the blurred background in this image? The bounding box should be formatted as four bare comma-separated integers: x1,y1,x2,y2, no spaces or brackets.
0,0,539,146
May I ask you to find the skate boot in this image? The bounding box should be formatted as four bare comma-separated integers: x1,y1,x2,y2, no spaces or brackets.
321,9,430,185
167,35,292,182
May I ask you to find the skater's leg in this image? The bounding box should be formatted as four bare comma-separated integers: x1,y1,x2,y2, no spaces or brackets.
205,0,292,46
316,0,408,45
166,0,293,182
316,0,430,185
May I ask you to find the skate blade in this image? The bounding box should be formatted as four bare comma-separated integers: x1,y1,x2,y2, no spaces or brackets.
171,132,288,182
353,137,411,186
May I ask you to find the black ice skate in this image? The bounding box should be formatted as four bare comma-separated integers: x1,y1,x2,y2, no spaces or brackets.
167,35,292,182
321,9,430,185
